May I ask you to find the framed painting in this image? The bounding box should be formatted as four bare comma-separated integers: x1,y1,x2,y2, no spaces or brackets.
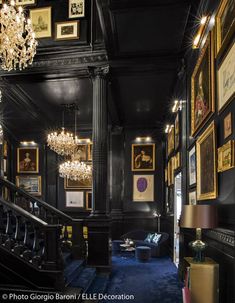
188,145,196,186
55,21,79,40
17,147,39,173
191,31,214,136
133,175,154,202
76,144,87,161
167,126,175,156
3,140,7,158
16,0,36,5
175,152,181,170
68,0,85,18
64,174,91,189
16,176,41,196
216,0,235,56
189,191,197,205
218,140,235,172
217,40,235,112
196,122,217,200
86,191,92,210
30,7,52,38
132,144,155,171
174,112,180,150
87,143,92,161
66,191,84,208
224,112,232,139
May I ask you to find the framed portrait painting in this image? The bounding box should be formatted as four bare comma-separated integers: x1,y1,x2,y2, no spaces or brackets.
167,126,175,156
55,21,79,40
17,147,39,173
68,0,85,18
189,191,197,205
224,112,232,139
132,144,155,171
216,0,235,56
191,32,214,136
30,7,52,38
217,40,235,112
196,122,217,200
66,191,84,208
218,140,235,172
86,191,92,210
133,175,154,202
16,176,41,196
188,146,196,186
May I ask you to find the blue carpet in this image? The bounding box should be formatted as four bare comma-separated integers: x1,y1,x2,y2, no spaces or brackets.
102,256,183,303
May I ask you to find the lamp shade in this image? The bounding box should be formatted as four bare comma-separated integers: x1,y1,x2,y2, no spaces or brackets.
180,205,217,229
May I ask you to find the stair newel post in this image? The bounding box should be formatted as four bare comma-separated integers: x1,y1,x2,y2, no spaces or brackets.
42,225,63,270
71,219,86,259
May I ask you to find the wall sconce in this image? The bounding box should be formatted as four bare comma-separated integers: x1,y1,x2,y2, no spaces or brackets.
20,141,37,145
192,15,209,49
135,137,152,142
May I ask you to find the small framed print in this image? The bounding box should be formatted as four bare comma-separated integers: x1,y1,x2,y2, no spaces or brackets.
30,7,52,38
16,176,41,196
224,112,232,139
64,174,92,189
69,0,85,18
133,175,154,202
66,191,84,208
132,144,155,171
55,21,79,41
188,145,196,186
17,147,39,173
16,0,36,5
189,191,197,205
86,191,92,210
218,140,235,172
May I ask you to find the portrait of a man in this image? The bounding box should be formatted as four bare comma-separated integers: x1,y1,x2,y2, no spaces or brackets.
17,147,39,173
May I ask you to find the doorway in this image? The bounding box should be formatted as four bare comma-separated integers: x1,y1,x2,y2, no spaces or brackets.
173,172,182,266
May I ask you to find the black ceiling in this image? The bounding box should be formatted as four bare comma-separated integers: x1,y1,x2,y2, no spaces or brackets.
0,0,200,139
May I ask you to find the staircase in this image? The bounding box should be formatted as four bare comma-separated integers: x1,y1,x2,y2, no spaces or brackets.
0,177,109,301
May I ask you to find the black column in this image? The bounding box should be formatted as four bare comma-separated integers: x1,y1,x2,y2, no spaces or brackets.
86,66,110,269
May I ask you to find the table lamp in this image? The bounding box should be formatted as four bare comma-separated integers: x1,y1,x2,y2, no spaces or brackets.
180,205,217,262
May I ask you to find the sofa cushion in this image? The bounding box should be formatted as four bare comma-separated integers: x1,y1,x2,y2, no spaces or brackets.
144,233,154,243
152,233,162,244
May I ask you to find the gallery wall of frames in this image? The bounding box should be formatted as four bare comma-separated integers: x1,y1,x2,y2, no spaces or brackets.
164,0,235,302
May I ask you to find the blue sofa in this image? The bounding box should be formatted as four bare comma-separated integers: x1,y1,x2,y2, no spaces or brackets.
119,230,169,257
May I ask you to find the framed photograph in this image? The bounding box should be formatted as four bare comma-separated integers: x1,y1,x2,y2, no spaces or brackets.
167,126,175,156
224,112,232,139
64,174,91,189
216,0,235,56
16,176,41,196
17,147,39,173
133,175,154,202
218,140,235,172
16,0,36,5
69,0,85,18
30,7,52,38
55,21,79,41
217,41,235,112
191,32,214,136
87,143,92,161
196,122,217,200
66,191,84,208
189,191,197,205
132,144,155,171
86,191,92,210
188,146,196,186
174,112,180,150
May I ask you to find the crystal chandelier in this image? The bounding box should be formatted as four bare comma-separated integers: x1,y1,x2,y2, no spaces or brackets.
0,1,37,71
47,127,77,156
59,159,92,182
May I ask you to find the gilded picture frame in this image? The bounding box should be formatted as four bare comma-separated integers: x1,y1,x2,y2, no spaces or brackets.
174,112,180,150
191,31,214,136
64,174,92,190
16,175,41,196
87,143,92,161
17,147,39,173
224,112,232,139
30,7,52,39
217,40,235,112
218,140,235,172
216,0,235,56
86,191,92,210
132,144,155,171
167,126,175,156
196,122,217,200
55,21,80,41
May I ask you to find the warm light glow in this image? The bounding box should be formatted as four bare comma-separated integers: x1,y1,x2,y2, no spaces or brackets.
59,160,92,182
145,137,151,142
193,34,201,47
165,125,170,134
136,137,141,142
0,2,37,71
192,15,208,49
47,128,77,156
200,16,207,25
20,141,37,145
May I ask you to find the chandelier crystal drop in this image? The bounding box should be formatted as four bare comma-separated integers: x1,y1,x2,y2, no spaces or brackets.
0,1,37,71
47,127,77,156
59,160,92,182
